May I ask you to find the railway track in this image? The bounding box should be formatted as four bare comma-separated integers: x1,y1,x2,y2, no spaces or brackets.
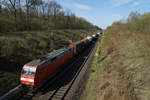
0,39,99,100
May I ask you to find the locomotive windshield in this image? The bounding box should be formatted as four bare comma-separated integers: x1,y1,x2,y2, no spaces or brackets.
22,67,36,76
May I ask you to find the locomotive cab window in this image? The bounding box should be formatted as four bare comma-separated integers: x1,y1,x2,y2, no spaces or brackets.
22,67,36,76
51,57,56,62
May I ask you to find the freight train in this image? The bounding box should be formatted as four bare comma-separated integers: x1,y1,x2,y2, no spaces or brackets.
20,32,102,88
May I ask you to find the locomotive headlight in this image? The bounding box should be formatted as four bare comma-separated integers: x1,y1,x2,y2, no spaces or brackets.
21,77,26,81
28,79,34,82
21,77,34,82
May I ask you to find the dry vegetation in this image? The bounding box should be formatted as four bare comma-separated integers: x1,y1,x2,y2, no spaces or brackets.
81,12,150,100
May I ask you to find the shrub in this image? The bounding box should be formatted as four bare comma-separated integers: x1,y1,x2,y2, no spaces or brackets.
1,40,14,56
39,40,47,48
0,17,15,32
30,18,43,30
16,41,24,49
25,34,32,40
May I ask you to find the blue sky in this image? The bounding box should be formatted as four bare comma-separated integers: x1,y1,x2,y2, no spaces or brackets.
56,0,150,29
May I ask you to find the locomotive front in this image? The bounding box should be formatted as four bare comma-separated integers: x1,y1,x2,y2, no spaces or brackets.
20,65,36,87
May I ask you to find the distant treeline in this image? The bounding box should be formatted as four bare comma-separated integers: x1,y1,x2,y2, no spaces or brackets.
108,12,150,33
0,0,101,32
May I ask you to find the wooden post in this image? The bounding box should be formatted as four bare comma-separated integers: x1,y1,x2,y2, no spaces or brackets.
50,32,54,50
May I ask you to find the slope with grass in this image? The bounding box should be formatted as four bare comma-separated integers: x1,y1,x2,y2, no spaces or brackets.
81,12,150,100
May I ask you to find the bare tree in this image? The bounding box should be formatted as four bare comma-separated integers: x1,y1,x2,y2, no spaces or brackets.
25,0,44,29
0,1,2,13
31,0,43,16
48,1,62,26
8,0,18,28
41,2,48,21
65,9,72,28
18,0,22,18
25,0,34,30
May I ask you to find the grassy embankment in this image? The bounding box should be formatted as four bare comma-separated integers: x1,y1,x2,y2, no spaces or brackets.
0,29,97,96
81,12,150,100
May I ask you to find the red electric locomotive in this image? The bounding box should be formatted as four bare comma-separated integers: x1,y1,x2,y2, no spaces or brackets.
20,47,74,88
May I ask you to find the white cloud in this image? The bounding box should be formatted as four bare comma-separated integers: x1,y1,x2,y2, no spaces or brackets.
111,0,132,7
132,2,140,7
73,3,91,10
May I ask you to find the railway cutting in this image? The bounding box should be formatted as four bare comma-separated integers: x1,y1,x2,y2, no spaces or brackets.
0,32,102,100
